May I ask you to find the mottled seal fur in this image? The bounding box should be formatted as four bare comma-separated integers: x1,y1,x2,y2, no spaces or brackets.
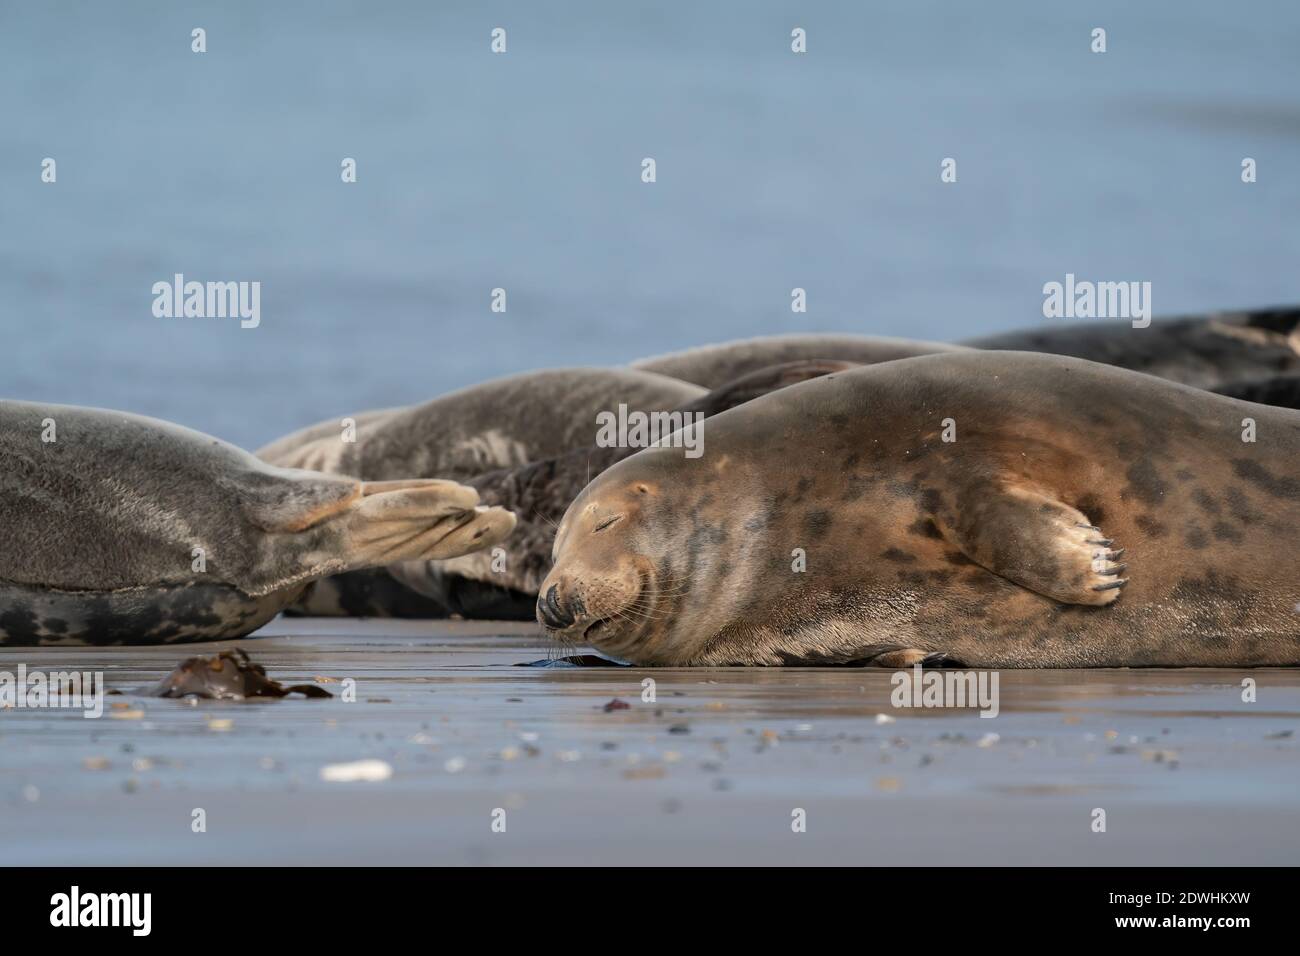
966,305,1300,389
287,362,852,618
262,368,703,618
631,334,963,389
256,368,705,478
425,360,860,606
539,352,1300,667
0,402,514,646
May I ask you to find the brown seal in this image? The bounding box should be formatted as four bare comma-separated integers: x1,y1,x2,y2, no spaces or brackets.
538,351,1300,667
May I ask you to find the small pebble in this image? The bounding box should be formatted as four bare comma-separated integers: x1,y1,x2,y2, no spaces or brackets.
321,759,394,783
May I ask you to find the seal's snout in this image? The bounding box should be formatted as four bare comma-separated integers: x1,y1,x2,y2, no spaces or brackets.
537,584,576,629
540,491,662,654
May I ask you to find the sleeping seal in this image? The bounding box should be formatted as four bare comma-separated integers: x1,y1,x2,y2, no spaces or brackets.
398,360,859,611
284,362,852,618
260,368,703,618
538,351,1300,667
0,402,514,646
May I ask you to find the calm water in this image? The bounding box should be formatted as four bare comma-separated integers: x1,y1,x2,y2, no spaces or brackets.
2,0,1298,449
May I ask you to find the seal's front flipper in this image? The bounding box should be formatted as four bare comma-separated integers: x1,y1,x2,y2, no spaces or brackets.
937,485,1127,606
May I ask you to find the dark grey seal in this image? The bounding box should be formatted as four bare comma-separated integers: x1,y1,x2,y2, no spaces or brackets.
0,401,513,646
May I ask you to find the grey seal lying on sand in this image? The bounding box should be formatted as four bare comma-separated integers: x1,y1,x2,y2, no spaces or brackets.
0,401,513,646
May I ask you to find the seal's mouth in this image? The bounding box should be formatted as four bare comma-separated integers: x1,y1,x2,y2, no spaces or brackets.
537,563,656,653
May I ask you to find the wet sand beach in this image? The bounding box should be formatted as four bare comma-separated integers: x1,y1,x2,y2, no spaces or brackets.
2,619,1296,866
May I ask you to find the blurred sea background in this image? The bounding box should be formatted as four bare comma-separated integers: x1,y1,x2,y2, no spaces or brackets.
2,0,1298,450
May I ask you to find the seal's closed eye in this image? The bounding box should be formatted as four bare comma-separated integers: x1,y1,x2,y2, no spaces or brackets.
594,514,623,532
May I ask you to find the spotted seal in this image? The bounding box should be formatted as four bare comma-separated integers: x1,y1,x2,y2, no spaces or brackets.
538,351,1300,667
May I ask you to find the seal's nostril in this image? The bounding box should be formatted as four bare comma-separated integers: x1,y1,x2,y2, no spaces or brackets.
538,584,575,629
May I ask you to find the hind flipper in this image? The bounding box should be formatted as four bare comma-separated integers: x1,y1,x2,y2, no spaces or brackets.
341,480,516,567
